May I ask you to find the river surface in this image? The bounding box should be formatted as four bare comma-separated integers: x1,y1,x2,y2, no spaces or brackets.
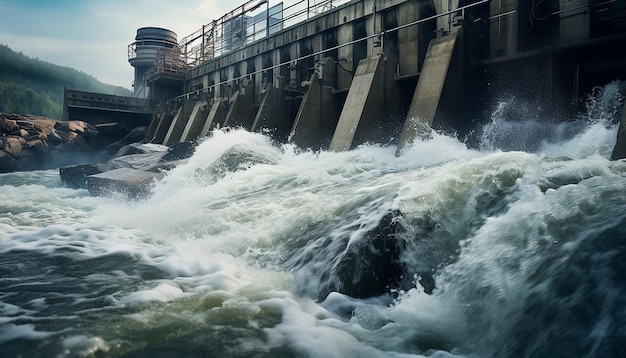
1,83,625,357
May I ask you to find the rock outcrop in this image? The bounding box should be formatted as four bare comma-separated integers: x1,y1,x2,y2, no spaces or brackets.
0,113,100,172
60,141,196,199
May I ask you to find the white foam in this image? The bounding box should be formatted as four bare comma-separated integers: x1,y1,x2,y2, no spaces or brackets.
261,297,419,358
61,335,109,356
540,122,618,159
119,281,186,308
0,323,55,344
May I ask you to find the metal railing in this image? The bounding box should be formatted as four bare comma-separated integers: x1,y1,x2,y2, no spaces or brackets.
179,0,350,67
169,0,494,102
128,39,178,62
145,47,188,79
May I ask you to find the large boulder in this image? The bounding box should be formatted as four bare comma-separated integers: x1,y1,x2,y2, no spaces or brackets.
0,113,157,173
105,126,147,154
86,168,164,199
0,150,17,171
0,112,127,172
333,210,407,299
59,163,115,189
60,142,196,199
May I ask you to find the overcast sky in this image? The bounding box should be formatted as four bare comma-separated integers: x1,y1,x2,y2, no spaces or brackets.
0,0,281,90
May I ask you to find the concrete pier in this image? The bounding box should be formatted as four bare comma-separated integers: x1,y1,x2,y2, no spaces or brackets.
199,98,228,137
162,106,185,146
396,29,461,154
612,100,626,160
329,49,403,151
180,101,208,142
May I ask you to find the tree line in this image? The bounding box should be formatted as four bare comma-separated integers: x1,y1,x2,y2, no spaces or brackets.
0,44,132,119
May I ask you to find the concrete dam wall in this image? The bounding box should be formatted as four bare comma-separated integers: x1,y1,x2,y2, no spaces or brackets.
87,0,626,156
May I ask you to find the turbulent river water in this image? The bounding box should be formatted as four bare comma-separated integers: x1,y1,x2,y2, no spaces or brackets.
1,83,626,357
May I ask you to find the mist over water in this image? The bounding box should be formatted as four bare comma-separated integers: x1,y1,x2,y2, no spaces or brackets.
1,83,626,357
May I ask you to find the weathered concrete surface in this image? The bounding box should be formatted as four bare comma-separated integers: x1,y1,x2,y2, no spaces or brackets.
180,101,208,142
143,111,163,143
329,48,402,151
251,81,299,142
290,58,343,150
106,126,147,154
154,108,179,144
199,98,228,137
163,105,188,146
223,88,256,130
611,100,626,160
60,162,115,189
329,56,380,151
396,29,460,155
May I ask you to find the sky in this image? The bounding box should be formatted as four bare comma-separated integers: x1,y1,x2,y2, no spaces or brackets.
0,0,276,90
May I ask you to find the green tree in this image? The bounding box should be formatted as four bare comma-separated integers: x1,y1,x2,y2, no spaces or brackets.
0,44,132,119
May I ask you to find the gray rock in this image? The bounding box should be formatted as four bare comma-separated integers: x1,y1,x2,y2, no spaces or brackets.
106,126,147,154
161,141,195,162
0,150,17,172
59,163,114,189
87,168,164,199
3,137,23,157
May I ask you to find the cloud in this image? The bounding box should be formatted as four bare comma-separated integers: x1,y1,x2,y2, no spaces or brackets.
0,0,301,89
0,0,232,89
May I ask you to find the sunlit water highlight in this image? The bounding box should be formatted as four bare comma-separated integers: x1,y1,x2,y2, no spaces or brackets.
1,83,625,357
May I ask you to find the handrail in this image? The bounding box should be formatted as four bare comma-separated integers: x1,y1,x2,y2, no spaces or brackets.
169,0,492,103
128,39,179,61
178,0,350,67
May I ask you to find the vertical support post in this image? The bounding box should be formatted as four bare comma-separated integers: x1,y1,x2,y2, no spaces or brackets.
448,0,452,32
498,0,502,52
240,6,244,50
266,1,270,37
201,24,205,61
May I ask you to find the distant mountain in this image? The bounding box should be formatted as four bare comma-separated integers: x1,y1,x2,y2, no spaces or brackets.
0,44,132,119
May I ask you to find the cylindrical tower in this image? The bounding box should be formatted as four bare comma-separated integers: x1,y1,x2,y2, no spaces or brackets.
128,27,178,98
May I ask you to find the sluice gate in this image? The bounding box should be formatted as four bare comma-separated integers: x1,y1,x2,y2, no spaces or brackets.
123,0,626,155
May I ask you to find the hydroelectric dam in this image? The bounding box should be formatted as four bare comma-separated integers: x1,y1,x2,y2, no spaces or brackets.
66,0,626,156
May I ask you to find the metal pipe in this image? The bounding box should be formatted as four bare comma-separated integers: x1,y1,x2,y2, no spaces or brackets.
488,9,516,20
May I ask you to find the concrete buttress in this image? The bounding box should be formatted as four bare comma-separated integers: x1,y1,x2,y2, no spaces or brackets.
180,101,209,142
396,28,464,155
155,107,180,144
163,106,185,146
611,99,626,160
143,111,165,143
199,98,228,137
329,48,402,152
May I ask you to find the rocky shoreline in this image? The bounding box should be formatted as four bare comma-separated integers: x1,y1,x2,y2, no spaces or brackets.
0,113,101,172
1,112,195,199
59,141,195,199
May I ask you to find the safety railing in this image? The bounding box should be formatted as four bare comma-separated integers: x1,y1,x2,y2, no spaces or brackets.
145,47,189,80
179,0,350,67
169,0,493,102
128,39,178,62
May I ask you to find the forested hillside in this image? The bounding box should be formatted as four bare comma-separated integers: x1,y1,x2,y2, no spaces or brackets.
0,44,132,119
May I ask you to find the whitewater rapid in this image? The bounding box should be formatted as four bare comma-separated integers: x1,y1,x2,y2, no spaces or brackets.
1,83,626,357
